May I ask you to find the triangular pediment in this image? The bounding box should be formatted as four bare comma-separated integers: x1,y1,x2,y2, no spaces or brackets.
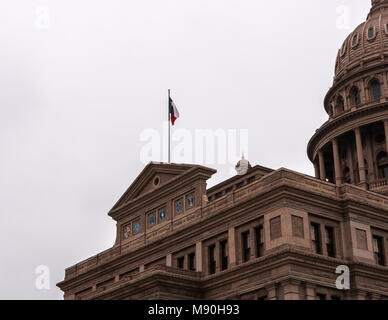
109,162,206,213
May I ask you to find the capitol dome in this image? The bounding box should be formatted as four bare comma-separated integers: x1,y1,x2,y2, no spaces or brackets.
334,0,388,83
308,0,388,195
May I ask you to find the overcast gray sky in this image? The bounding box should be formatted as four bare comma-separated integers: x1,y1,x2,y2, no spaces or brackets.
0,0,371,299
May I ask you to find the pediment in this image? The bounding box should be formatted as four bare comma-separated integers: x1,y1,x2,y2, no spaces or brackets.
109,162,205,212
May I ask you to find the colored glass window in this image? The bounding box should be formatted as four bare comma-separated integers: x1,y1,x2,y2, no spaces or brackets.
149,214,156,227
159,208,166,221
175,200,184,214
186,194,195,208
123,225,131,239
133,222,140,234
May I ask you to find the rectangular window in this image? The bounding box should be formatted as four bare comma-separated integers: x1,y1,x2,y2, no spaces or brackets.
177,256,184,269
316,293,326,300
220,240,228,271
215,192,223,200
225,186,233,194
325,226,336,257
311,223,322,254
188,252,196,271
373,235,385,266
236,181,245,189
242,231,250,262
208,245,216,275
247,176,256,184
255,226,264,258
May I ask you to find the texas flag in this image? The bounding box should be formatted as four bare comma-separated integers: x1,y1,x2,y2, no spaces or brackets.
169,97,180,126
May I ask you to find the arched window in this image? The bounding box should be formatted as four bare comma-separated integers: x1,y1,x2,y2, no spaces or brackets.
350,86,361,106
336,96,345,114
352,34,358,47
377,151,388,178
368,27,375,39
370,79,381,101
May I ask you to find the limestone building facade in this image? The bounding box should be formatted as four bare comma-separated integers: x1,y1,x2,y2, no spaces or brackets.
57,1,388,300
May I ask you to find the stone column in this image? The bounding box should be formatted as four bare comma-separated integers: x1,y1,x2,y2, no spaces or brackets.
346,144,355,183
384,120,388,157
314,160,319,179
266,285,278,300
366,131,376,182
305,285,316,300
166,253,172,267
228,227,237,267
360,79,367,103
354,127,367,188
332,138,342,186
282,280,300,300
195,241,203,272
318,150,326,181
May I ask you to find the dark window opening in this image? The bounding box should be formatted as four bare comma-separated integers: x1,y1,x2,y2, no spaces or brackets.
344,167,351,183
236,181,245,189
215,192,223,200
375,134,385,144
225,186,233,194
208,245,216,275
350,87,361,106
373,235,385,266
311,223,322,254
368,27,375,39
331,296,341,300
242,231,250,262
352,34,358,46
247,176,256,184
377,151,388,179
381,165,388,179
220,240,228,271
325,226,336,258
255,226,264,258
370,79,381,100
177,256,184,269
316,293,327,300
188,252,196,271
336,96,345,113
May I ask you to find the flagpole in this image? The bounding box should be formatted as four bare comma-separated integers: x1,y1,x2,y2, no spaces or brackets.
168,89,171,163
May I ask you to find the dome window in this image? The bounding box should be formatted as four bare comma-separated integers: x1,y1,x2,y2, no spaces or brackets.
352,34,359,47
350,86,361,106
335,96,345,114
368,27,375,40
340,43,346,56
369,79,381,101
